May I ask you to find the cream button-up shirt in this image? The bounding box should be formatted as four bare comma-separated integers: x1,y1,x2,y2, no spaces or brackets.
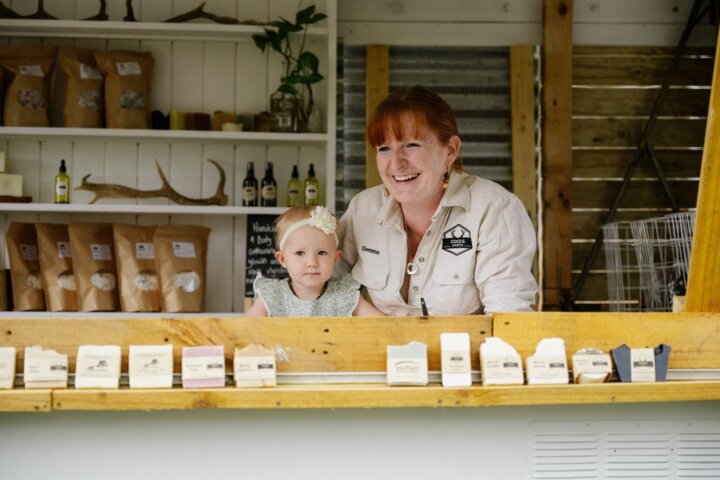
336,172,538,315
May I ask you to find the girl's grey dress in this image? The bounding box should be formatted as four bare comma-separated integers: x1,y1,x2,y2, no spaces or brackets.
253,273,361,317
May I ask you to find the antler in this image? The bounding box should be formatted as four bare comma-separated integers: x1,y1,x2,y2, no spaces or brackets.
75,159,228,206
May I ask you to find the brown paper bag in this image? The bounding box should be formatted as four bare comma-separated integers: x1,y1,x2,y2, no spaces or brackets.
154,224,210,313
68,222,119,311
35,223,78,311
0,46,57,127
113,223,160,312
5,222,45,311
94,50,154,129
58,47,104,128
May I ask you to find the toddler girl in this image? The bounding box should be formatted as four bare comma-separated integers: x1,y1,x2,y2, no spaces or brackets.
245,205,383,317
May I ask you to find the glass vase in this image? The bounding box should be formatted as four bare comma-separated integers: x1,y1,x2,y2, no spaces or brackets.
270,90,300,132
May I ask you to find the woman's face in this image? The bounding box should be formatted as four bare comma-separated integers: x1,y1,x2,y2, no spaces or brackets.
375,118,460,210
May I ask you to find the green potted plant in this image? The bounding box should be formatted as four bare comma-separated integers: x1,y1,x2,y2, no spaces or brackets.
252,5,327,132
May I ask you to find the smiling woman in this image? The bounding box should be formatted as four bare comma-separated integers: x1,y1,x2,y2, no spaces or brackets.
336,85,538,316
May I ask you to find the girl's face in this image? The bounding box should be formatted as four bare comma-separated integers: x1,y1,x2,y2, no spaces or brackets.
375,117,460,210
275,225,341,296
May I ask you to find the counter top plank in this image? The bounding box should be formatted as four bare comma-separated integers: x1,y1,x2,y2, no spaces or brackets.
51,381,720,411
0,390,52,412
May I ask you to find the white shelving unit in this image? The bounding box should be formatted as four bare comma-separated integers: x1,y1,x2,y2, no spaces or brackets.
0,0,337,314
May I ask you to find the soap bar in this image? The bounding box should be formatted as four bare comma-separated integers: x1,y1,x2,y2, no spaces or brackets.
440,333,472,387
386,341,428,386
0,151,7,173
526,338,569,385
75,345,121,389
234,344,276,388
129,345,173,389
479,337,524,386
0,173,23,197
571,348,611,384
0,347,16,389
185,113,211,131
24,346,68,389
182,346,225,388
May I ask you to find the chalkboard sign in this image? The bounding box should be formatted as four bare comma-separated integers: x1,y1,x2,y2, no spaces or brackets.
245,214,287,296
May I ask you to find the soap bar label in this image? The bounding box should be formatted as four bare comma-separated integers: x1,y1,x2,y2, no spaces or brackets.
631,348,656,383
76,352,119,379
57,241,72,258
135,242,155,260
482,354,523,380
573,354,611,374
19,64,43,77
90,244,112,261
172,241,196,258
182,355,225,381
387,358,428,384
527,355,568,380
25,356,68,382
130,351,172,378
116,61,141,76
441,349,471,374
234,355,276,381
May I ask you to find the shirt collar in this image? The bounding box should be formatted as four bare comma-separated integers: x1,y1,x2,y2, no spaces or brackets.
372,171,471,228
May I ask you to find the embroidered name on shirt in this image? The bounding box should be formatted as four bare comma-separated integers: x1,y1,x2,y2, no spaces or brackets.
442,224,472,256
361,246,380,255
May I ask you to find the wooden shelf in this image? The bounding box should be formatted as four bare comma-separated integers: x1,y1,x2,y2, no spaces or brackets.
41,381,720,411
0,127,328,144
0,19,328,42
0,203,287,216
0,390,52,412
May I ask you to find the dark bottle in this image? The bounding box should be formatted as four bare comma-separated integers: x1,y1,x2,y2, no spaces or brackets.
260,162,277,207
242,161,258,207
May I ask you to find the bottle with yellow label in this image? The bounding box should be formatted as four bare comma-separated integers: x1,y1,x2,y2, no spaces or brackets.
304,163,319,206
54,159,70,204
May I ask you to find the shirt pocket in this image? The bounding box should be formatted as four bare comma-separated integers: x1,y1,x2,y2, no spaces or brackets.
351,258,390,291
432,258,475,285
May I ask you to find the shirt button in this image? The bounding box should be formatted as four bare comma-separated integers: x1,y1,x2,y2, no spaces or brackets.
453,274,459,280
412,286,419,292
418,257,425,263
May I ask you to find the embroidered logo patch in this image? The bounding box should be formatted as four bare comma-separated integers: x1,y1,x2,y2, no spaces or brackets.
442,224,472,256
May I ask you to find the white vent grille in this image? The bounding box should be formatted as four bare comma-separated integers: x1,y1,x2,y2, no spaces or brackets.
529,421,720,479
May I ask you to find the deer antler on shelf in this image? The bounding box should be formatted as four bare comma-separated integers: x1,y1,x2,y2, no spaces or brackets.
75,159,229,206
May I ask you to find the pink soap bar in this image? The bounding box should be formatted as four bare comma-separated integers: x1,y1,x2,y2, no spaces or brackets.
182,346,226,388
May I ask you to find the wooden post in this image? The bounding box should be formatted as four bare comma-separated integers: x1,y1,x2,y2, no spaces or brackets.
686,31,720,312
511,45,539,290
365,45,389,188
541,0,573,310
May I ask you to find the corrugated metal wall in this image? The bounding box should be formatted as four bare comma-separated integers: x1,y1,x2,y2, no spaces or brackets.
336,45,513,214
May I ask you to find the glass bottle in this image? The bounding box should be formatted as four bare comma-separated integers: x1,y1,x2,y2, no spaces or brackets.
54,159,70,204
242,161,258,207
287,165,303,207
260,162,277,207
304,163,319,206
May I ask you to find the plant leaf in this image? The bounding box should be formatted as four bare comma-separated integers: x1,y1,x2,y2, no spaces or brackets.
252,35,268,51
309,13,327,24
297,51,320,73
278,84,298,95
296,5,316,24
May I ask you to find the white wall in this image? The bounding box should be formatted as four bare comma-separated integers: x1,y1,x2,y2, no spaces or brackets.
338,0,717,46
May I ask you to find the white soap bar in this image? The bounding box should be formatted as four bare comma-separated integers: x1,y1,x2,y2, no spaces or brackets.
572,348,612,384
0,151,7,173
0,173,23,197
75,345,122,389
24,346,68,389
387,341,428,386
234,344,276,388
479,337,524,386
630,348,656,383
526,338,569,385
441,333,472,387
129,345,173,389
0,347,16,389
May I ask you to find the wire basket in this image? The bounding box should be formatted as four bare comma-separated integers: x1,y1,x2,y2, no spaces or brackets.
602,211,695,312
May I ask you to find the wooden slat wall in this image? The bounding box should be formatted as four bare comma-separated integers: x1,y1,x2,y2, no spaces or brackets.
572,46,713,310
364,45,389,188
0,0,333,314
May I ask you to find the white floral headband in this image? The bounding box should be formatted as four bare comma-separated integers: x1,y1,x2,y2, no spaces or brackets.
278,206,339,251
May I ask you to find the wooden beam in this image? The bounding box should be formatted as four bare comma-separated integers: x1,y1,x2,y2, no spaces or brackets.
687,31,720,312
365,44,389,188
541,0,574,309
511,45,538,293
